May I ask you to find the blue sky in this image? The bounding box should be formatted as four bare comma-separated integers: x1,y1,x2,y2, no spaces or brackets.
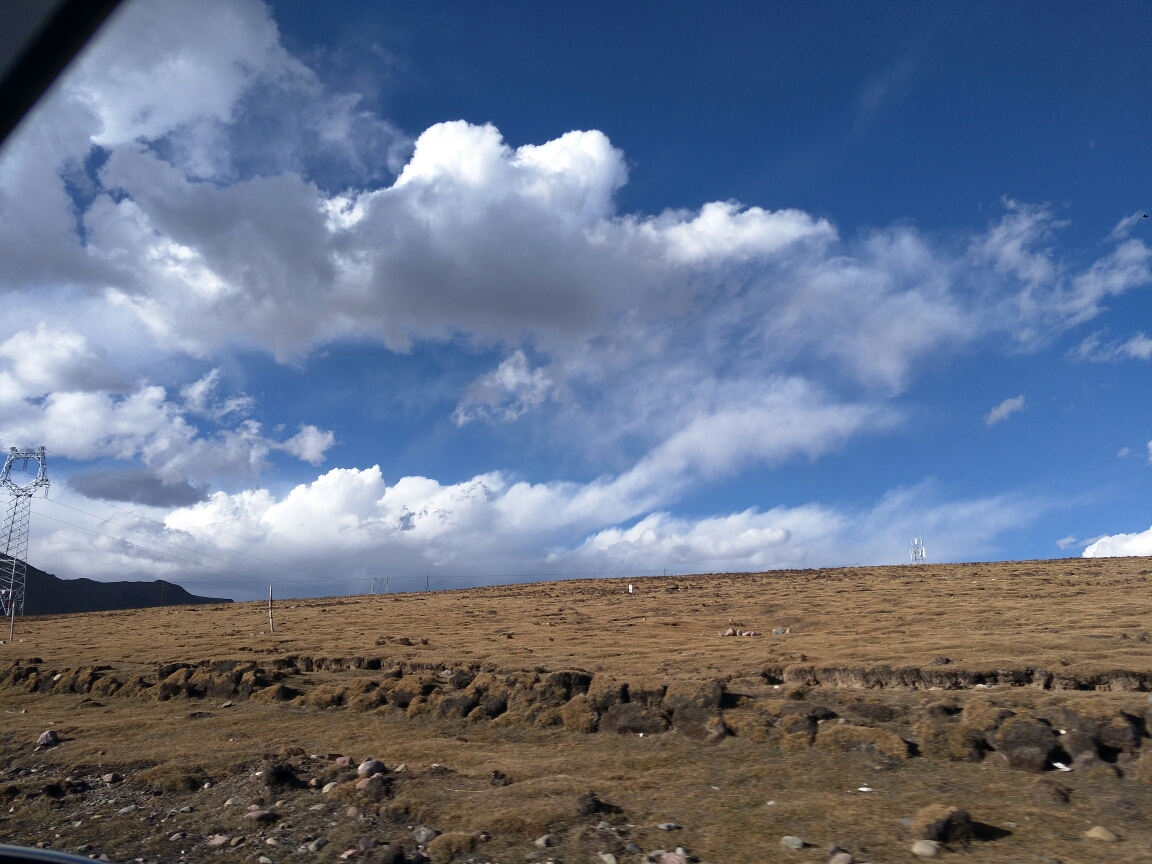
0,0,1148,599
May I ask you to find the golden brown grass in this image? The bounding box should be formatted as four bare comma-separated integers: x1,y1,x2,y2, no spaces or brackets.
1,557,1151,864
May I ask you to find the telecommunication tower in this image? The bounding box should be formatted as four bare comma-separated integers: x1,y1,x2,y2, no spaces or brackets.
1,447,49,640
371,577,390,594
909,537,926,564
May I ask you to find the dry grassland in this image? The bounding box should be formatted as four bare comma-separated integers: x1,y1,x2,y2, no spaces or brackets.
1,558,1151,864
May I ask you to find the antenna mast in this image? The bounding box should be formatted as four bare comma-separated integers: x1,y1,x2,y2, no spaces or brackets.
0,446,49,641
909,537,926,565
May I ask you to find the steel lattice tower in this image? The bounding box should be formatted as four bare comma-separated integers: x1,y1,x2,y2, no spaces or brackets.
0,447,48,640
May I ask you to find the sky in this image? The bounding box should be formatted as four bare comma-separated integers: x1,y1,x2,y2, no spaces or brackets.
0,0,1149,600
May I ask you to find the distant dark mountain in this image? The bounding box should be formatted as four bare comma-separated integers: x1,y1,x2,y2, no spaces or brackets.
2,558,232,615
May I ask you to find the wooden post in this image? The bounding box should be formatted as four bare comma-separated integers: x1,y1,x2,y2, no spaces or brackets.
268,585,275,634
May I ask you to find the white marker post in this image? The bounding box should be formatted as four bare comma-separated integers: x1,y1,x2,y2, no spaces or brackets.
268,585,275,635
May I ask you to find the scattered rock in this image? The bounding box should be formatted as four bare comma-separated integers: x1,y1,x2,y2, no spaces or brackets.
258,857,273,864
576,791,621,816
625,843,643,853
657,854,687,864
335,756,354,767
427,832,476,863
490,770,513,786
931,656,951,665
598,854,618,864
206,835,230,848
911,840,940,857
534,834,556,848
780,835,804,850
116,805,136,815
36,730,58,747
772,627,792,635
244,810,277,822
911,804,973,843
656,823,681,831
101,772,122,784
169,832,185,841
358,759,388,777
1085,826,1118,842
322,781,340,793
413,825,439,845
356,775,387,791
829,854,853,864
308,838,328,852
358,836,376,851
993,717,1059,773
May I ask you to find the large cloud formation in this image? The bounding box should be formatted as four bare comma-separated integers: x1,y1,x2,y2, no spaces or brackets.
1,0,1149,594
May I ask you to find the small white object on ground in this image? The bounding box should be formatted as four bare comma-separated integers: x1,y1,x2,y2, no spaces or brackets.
911,840,940,857
857,787,873,792
1052,761,1072,772
1085,826,1118,842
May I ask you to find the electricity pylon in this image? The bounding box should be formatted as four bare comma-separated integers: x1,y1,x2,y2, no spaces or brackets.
1,447,48,641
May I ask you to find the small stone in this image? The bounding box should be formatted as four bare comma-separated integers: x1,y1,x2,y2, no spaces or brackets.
596,820,612,830
221,700,233,707
911,840,940,858
310,804,326,811
912,804,973,843
356,775,384,790
625,844,643,853
206,836,230,848
101,773,122,784
266,838,279,846
178,806,192,813
657,855,686,864
598,854,618,864
656,823,681,831
339,852,358,861
308,838,328,852
358,836,376,851
413,826,439,845
722,628,736,636
358,759,388,778
394,763,407,772
117,805,137,815
347,806,360,817
258,857,273,864
781,836,804,850
491,769,513,786
322,781,339,793
830,854,853,864
223,797,237,806
534,834,555,848
36,730,59,747
335,756,353,767
931,656,951,665
244,810,276,822
169,833,185,841
1085,826,1118,842
230,837,246,847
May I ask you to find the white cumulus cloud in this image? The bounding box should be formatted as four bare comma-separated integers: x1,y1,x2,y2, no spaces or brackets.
985,395,1025,426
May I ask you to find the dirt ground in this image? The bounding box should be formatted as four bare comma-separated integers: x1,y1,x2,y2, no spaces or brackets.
1,558,1151,864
